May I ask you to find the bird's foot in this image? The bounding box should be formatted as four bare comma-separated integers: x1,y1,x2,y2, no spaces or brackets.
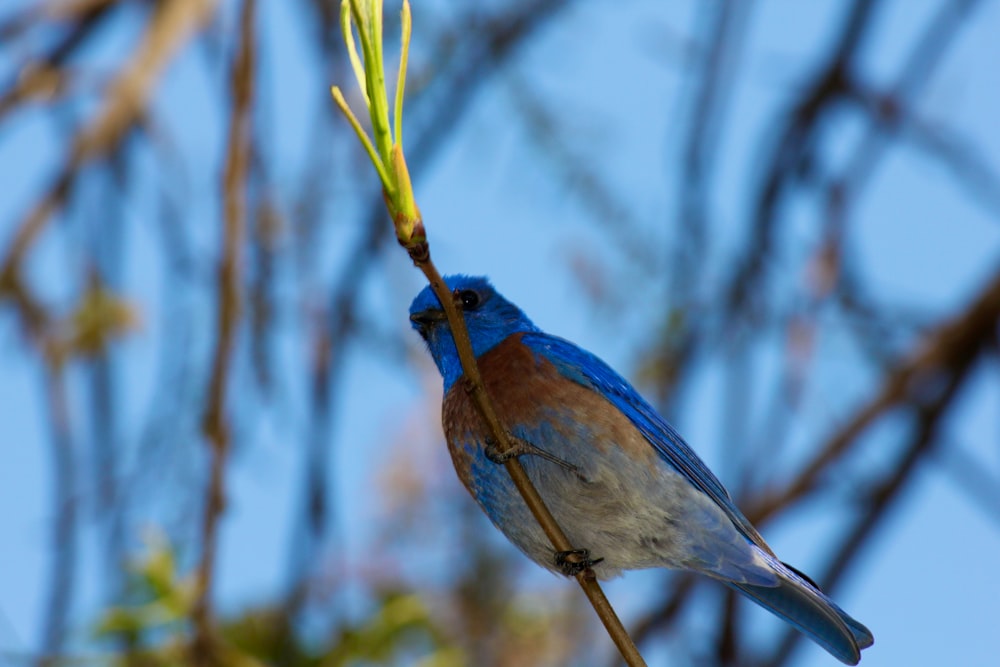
483,435,518,463
484,435,582,478
554,548,604,577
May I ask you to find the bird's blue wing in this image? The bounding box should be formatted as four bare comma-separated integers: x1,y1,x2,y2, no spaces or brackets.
521,332,769,550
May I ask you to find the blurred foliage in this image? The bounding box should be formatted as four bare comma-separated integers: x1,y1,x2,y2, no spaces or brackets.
94,539,463,667
87,535,587,667
57,281,139,363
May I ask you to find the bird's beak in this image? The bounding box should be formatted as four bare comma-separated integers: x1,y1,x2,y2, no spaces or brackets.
409,309,447,327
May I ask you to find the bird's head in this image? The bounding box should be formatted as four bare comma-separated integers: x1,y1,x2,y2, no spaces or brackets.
409,275,538,390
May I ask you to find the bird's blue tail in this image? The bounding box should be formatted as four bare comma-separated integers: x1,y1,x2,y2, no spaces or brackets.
726,561,873,665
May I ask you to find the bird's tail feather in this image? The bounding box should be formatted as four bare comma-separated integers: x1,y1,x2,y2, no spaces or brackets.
725,562,873,665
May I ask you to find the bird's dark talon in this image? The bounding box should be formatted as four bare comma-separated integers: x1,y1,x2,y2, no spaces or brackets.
554,548,604,576
483,436,513,463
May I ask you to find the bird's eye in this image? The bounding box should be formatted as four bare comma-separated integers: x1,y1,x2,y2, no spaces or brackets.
458,289,480,310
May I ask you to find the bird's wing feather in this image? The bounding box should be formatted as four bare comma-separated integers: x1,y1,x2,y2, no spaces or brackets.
521,332,770,550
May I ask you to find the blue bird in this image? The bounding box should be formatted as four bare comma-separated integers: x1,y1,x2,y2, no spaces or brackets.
409,275,873,664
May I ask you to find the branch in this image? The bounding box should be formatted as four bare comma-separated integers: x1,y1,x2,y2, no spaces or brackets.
723,0,883,322
411,261,646,667
285,0,577,620
835,0,985,203
755,0,992,532
750,261,1000,524
1,0,217,324
36,366,78,667
671,0,751,298
331,2,645,664
762,349,974,667
0,0,119,120
191,0,255,662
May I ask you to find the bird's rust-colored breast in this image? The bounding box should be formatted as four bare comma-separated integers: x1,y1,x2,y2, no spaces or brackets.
442,333,658,490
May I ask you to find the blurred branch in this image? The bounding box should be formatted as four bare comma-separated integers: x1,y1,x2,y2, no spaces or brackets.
1,1,996,665
508,72,656,274
85,271,127,602
724,0,878,319
834,0,984,204
671,0,751,298
763,343,974,667
900,115,1000,217
934,438,1000,527
282,204,388,619
716,586,739,666
192,0,255,662
36,367,77,667
772,0,987,416
1,0,216,326
750,261,1000,524
715,0,992,527
0,0,120,118
642,0,755,424
0,0,118,37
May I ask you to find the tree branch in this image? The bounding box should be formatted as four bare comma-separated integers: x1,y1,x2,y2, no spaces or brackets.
191,0,255,662
750,261,1000,525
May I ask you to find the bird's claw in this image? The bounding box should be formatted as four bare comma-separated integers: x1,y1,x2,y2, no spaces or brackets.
483,436,515,463
554,548,604,577
484,435,584,479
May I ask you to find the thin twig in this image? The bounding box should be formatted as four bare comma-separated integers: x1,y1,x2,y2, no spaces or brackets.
332,0,644,661
384,1,644,660
283,0,581,624
409,253,646,667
